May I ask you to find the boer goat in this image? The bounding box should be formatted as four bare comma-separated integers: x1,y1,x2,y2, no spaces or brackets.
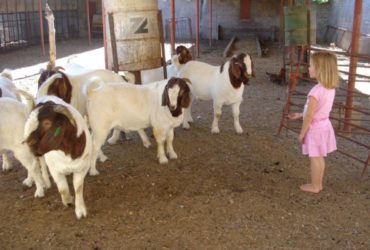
24,95,92,219
0,98,49,197
177,53,255,133
84,77,190,174
126,45,193,84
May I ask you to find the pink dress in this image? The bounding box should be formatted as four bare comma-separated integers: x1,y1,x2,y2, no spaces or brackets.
302,83,337,157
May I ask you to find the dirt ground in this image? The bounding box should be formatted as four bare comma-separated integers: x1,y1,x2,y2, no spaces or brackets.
0,38,369,249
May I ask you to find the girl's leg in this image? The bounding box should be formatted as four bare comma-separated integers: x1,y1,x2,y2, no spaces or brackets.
300,156,325,193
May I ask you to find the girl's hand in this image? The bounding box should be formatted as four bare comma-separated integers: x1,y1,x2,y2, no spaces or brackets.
287,113,302,120
298,133,305,144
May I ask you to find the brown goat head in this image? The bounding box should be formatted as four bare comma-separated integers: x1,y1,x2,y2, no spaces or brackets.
228,53,254,88
26,101,85,159
161,77,191,117
176,45,193,64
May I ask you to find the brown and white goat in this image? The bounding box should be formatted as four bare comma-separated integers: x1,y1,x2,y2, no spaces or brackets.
84,77,191,174
177,52,255,133
24,95,92,219
126,45,193,84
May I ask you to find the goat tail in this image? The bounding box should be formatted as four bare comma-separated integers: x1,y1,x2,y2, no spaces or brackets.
82,77,104,97
1,69,13,81
17,89,35,114
171,54,181,70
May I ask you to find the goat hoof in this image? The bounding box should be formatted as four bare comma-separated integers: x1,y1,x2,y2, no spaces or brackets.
211,127,220,134
98,154,108,163
23,177,34,187
143,141,151,148
75,206,87,219
107,138,117,145
169,152,178,159
62,195,74,207
34,188,45,198
235,128,243,134
182,123,190,130
159,157,169,164
89,168,100,176
2,163,12,171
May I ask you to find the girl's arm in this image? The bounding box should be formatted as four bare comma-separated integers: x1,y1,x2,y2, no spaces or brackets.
299,96,318,143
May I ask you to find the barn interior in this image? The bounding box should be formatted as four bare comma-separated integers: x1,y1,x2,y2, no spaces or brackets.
0,0,369,249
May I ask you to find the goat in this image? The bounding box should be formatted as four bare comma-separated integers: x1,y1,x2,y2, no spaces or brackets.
126,45,193,84
84,77,190,174
1,69,35,171
36,65,141,168
177,53,255,134
0,69,21,101
0,98,49,197
24,95,92,219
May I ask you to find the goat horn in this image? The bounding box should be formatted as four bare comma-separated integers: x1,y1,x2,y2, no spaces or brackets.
53,105,76,127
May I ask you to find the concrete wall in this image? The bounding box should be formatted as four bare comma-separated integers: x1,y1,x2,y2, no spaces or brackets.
157,0,332,43
328,0,370,54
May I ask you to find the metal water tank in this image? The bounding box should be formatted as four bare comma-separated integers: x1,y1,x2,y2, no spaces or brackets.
103,0,162,71
284,6,308,46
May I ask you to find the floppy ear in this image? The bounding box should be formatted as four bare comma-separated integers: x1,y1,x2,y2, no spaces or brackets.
161,84,169,107
47,73,72,103
179,82,191,108
26,120,65,157
230,59,241,78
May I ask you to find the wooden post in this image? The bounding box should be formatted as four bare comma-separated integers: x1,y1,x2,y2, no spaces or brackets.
170,0,176,55
45,4,56,68
86,0,92,45
344,0,362,131
158,10,167,79
38,0,45,56
196,0,200,57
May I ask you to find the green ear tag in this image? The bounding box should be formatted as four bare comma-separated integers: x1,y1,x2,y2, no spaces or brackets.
54,127,61,137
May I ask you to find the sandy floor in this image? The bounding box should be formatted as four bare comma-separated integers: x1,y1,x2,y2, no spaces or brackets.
0,38,369,249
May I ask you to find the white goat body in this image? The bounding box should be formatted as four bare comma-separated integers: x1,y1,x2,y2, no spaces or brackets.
0,98,49,197
177,53,253,133
84,78,190,174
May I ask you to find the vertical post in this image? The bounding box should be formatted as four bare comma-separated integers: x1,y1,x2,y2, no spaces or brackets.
45,3,56,68
102,0,108,69
86,0,91,45
208,0,212,47
196,0,200,57
279,0,284,47
170,0,176,55
344,0,362,131
38,0,45,55
158,10,167,79
108,13,118,73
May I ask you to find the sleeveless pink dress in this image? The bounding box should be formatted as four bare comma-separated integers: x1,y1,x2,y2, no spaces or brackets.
302,83,337,157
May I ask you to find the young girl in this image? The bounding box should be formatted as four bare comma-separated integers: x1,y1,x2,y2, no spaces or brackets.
288,51,339,193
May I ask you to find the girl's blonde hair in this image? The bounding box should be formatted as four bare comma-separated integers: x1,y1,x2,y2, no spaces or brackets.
310,51,339,89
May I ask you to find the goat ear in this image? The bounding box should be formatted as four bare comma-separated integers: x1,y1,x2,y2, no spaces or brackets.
180,85,191,108
161,85,169,107
26,125,64,157
230,59,241,78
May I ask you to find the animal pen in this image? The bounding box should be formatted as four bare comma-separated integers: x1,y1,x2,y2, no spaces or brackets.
277,0,370,178
0,0,80,53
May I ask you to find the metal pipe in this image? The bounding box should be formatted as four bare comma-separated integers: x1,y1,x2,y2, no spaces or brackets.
102,0,108,69
170,0,175,55
38,0,45,55
344,0,362,131
86,0,91,45
208,0,212,47
196,0,200,57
